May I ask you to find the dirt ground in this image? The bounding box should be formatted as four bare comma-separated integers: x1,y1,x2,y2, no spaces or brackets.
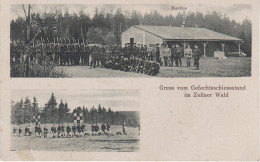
57,57,251,78
11,123,140,152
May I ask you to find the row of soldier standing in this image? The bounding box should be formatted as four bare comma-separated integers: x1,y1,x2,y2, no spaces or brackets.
11,41,202,69
157,44,202,69
12,121,133,138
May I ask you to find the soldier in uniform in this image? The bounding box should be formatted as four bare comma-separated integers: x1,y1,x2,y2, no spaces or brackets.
38,125,42,138
18,127,22,137
122,121,127,135
193,44,202,70
91,124,95,135
13,127,17,137
51,124,56,138
57,124,61,138
85,44,90,66
163,44,171,66
170,44,176,67
66,124,72,137
106,122,111,134
60,43,66,65
95,123,99,135
69,43,75,65
175,44,183,67
43,125,48,138
184,44,193,67
72,124,77,136
155,44,160,63
144,45,148,59
61,124,65,137
101,123,106,134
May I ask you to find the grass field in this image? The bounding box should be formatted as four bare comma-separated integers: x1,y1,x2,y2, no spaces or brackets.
11,123,140,152
57,57,251,78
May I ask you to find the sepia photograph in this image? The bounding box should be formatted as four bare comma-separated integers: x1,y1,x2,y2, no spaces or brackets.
10,4,252,78
10,89,140,152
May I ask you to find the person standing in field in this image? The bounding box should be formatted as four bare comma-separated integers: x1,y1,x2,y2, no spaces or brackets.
51,125,56,138
184,44,193,67
163,44,171,66
193,44,202,70
122,121,127,135
155,44,160,63
43,125,48,138
13,127,17,137
170,44,176,67
101,123,106,134
18,127,22,137
66,124,71,137
106,122,111,134
175,44,183,67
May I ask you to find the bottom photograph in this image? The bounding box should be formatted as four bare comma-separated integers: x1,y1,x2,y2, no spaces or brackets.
10,89,140,152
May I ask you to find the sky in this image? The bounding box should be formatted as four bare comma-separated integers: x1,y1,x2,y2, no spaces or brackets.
11,4,252,24
11,89,140,112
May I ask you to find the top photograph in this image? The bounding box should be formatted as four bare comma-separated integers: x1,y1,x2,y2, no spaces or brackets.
10,4,252,78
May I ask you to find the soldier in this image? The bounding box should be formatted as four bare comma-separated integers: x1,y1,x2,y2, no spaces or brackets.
13,127,17,137
81,124,86,136
75,43,80,65
100,45,106,68
95,123,99,135
19,127,22,137
35,125,39,137
144,45,148,59
184,44,193,67
106,122,111,134
170,44,176,67
38,125,42,138
69,43,75,65
60,43,66,65
91,124,95,135
155,44,160,63
84,44,90,66
101,123,106,134
193,44,202,70
72,124,77,136
163,44,171,66
175,44,183,67
77,124,81,137
43,125,48,138
64,43,70,66
28,125,32,136
61,124,65,137
66,124,72,137
122,121,127,135
57,124,61,138
51,124,56,138
122,43,128,58
25,126,29,136
90,45,98,68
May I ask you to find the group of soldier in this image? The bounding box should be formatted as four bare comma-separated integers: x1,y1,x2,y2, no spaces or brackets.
10,40,202,76
159,44,202,70
10,41,161,75
12,122,134,138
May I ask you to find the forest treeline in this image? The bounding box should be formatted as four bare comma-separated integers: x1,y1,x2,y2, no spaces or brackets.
10,6,252,55
11,93,140,127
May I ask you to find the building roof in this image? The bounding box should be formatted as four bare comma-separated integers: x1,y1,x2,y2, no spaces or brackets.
132,25,243,42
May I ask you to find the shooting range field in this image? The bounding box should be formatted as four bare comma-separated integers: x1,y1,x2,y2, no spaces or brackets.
11,123,140,152
58,57,251,78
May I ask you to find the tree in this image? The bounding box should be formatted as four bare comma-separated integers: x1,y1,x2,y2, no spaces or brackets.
87,27,104,43
43,93,58,123
32,96,39,115
104,32,117,45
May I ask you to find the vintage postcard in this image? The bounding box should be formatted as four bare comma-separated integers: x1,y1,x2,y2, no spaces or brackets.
0,0,259,161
